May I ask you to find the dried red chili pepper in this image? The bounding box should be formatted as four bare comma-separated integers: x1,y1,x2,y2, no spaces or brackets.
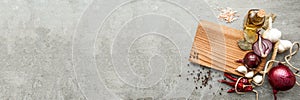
219,73,253,93
224,73,251,85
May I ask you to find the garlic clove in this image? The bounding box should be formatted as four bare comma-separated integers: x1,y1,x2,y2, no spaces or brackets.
262,28,281,43
278,44,285,53
253,74,263,83
245,71,254,78
278,40,293,53
280,40,293,49
236,66,248,74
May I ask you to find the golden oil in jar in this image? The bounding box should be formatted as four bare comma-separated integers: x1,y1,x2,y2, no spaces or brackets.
243,9,265,43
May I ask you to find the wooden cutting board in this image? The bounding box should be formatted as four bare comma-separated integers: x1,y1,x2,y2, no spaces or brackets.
189,20,266,76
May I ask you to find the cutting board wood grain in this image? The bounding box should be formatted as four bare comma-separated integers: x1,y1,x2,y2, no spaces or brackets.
189,20,266,76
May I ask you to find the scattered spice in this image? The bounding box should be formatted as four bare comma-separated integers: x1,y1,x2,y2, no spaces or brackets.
181,64,214,90
217,7,239,23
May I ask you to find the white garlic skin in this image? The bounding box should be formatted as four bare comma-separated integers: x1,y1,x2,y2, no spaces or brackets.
236,66,248,74
253,75,263,83
278,40,293,53
245,71,254,78
262,28,282,43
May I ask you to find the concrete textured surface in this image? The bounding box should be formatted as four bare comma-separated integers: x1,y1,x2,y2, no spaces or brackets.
0,0,300,100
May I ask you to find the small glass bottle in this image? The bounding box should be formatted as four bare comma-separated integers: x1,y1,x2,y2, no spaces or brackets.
243,9,265,43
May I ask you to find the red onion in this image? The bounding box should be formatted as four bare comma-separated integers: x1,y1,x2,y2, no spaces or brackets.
236,52,261,69
253,35,273,58
268,63,296,100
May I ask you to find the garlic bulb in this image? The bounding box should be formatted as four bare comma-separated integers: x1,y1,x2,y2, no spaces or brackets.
253,74,263,83
278,40,293,53
262,17,281,43
236,66,248,74
245,71,254,78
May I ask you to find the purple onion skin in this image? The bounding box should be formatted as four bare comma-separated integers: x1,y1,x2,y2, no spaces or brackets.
252,37,273,57
268,63,296,100
237,52,261,69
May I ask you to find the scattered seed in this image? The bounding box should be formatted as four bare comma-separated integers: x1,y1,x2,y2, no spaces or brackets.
219,92,222,95
221,88,224,91
195,87,198,89
178,75,181,77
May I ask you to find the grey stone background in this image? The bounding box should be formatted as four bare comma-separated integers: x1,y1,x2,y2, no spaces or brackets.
0,0,300,100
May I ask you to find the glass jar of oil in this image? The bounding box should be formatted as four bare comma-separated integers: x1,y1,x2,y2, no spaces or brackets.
243,9,265,43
